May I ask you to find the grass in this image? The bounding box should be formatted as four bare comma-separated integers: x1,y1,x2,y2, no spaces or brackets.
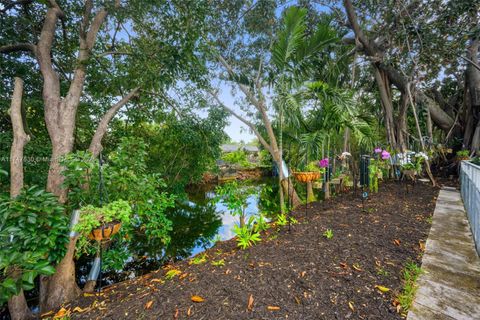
397,261,422,314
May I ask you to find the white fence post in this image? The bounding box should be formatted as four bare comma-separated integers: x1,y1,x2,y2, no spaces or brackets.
460,161,480,256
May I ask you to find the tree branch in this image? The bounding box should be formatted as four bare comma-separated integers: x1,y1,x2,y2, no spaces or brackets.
88,87,140,157
9,77,30,198
208,89,272,154
0,43,37,55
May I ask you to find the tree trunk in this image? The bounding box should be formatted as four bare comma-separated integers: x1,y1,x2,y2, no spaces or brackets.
281,178,301,207
7,77,34,320
407,85,436,186
373,67,397,148
8,290,33,320
40,239,81,312
9,77,29,197
306,181,315,203
466,38,480,152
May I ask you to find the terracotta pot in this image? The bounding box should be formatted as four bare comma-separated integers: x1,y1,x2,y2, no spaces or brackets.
293,171,321,183
88,221,122,241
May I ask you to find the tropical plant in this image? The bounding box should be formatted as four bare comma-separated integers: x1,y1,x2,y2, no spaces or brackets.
232,216,261,250
0,187,68,304
323,228,334,239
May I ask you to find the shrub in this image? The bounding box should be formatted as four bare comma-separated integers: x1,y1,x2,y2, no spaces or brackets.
0,187,68,303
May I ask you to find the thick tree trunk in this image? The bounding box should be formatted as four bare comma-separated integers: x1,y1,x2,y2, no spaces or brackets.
8,290,33,320
396,93,409,151
8,77,34,320
41,239,81,312
466,38,480,152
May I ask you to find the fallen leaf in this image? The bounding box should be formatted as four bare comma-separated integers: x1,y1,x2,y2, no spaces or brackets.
348,301,355,312
267,306,280,311
187,306,192,316
40,311,54,318
72,306,90,313
174,308,179,318
300,271,307,277
53,307,69,319
145,300,154,309
419,241,426,251
191,295,205,303
294,296,301,304
375,285,391,293
393,239,401,246
339,262,348,269
151,278,164,283
247,294,254,311
83,293,95,297
352,263,362,271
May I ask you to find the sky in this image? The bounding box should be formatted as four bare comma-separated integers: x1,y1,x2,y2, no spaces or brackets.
217,84,256,143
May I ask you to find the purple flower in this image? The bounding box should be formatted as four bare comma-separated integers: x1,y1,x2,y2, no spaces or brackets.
381,150,391,160
319,158,329,168
374,147,382,153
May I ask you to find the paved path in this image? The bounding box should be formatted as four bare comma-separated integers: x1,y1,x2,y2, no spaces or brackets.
408,188,480,320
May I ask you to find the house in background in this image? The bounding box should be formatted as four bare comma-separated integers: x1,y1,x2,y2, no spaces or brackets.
220,144,260,162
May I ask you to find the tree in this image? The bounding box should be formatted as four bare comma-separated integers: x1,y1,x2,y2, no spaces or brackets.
208,6,341,209
1,0,212,314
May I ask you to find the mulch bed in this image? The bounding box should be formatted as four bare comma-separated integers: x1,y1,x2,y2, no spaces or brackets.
61,181,440,320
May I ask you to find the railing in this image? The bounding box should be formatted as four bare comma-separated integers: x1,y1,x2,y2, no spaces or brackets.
460,160,480,256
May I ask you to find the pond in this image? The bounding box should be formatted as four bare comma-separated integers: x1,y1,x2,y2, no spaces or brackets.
76,177,279,286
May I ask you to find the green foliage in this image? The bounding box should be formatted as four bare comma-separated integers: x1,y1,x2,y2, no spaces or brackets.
323,228,334,239
254,213,270,233
397,262,422,313
211,259,225,267
368,161,380,193
456,150,470,158
471,156,480,166
233,216,261,250
221,150,253,168
189,253,208,265
0,187,68,303
305,160,325,173
214,181,256,222
276,213,288,226
75,200,132,255
61,138,175,270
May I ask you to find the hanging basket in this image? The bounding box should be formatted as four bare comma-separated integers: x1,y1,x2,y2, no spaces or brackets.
88,221,122,241
293,171,321,183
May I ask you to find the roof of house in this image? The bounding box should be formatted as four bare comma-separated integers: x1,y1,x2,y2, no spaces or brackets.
243,145,259,152
220,144,241,152
220,144,260,153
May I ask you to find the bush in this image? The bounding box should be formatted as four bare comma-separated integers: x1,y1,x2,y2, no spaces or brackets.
0,187,68,303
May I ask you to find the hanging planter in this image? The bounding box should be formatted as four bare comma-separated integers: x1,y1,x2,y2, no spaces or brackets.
293,171,321,183
88,221,122,241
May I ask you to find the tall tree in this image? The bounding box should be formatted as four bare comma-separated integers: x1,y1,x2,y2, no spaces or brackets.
1,0,211,314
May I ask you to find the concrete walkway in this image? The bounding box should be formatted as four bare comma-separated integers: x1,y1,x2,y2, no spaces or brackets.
408,188,480,320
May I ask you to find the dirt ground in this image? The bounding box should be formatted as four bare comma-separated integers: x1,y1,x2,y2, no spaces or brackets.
53,180,440,320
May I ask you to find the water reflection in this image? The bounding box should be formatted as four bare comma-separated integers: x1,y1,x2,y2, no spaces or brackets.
78,178,278,284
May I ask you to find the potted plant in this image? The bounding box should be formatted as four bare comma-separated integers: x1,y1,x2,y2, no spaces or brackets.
75,200,132,242
293,159,326,183
456,150,470,161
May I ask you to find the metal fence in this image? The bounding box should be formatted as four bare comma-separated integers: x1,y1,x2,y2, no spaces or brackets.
460,161,480,256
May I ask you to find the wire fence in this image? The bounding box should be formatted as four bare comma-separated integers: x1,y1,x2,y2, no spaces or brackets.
460,161,480,256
